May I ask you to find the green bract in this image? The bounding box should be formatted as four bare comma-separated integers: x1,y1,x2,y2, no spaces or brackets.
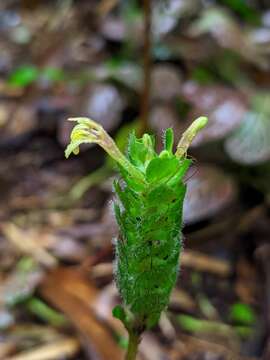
114,134,191,329
65,116,207,332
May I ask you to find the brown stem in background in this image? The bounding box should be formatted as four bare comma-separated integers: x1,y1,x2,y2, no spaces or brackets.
139,0,152,136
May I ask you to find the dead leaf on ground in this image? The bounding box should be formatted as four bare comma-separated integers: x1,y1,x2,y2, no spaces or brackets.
183,165,236,224
0,257,43,306
151,64,182,102
189,7,269,69
8,337,80,360
97,0,119,17
1,223,57,267
172,334,253,360
40,267,123,360
181,250,231,277
181,81,248,146
152,0,199,39
170,288,197,312
100,15,127,42
3,104,36,137
84,83,125,133
225,93,270,164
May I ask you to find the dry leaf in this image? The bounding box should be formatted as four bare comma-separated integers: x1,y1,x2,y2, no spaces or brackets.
40,267,123,360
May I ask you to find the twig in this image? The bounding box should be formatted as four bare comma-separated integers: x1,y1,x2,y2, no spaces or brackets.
139,0,152,136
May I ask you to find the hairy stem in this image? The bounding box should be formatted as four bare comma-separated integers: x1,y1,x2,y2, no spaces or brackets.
139,0,151,136
125,331,141,360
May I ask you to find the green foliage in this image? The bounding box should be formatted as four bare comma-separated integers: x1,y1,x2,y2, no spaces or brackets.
191,66,217,85
27,298,67,327
4,257,39,306
65,116,207,332
40,67,66,83
8,65,39,87
112,305,127,323
113,127,191,328
8,65,65,88
219,0,260,24
229,302,256,326
178,314,252,338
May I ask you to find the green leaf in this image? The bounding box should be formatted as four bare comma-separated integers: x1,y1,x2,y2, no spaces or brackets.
178,314,252,339
229,302,256,326
127,132,156,170
191,66,217,85
41,67,65,83
112,305,127,324
27,298,67,327
146,157,179,183
8,65,39,87
164,128,174,153
219,0,260,24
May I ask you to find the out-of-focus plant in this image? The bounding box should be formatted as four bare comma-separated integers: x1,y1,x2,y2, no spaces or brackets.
65,116,207,359
8,65,66,87
229,302,256,326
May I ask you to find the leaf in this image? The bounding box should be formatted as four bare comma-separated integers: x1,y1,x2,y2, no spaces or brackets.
27,298,67,327
178,314,251,339
112,305,127,327
0,257,43,306
229,302,256,326
151,64,182,101
219,0,260,24
40,267,123,360
181,81,248,146
8,65,39,87
103,62,143,91
84,84,125,132
189,7,268,68
225,93,270,164
152,0,199,38
127,132,156,171
146,157,180,183
128,132,148,169
146,185,176,206
41,67,65,83
164,128,174,153
100,16,126,41
183,165,236,224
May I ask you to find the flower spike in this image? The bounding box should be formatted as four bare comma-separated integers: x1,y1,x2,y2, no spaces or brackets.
65,117,146,183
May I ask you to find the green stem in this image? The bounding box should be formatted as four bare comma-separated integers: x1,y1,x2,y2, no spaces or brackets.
125,331,140,360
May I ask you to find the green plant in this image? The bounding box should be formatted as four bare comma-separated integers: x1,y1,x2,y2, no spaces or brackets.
8,65,65,87
65,116,207,359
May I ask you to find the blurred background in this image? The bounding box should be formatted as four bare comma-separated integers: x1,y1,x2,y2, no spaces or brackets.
1,0,270,359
